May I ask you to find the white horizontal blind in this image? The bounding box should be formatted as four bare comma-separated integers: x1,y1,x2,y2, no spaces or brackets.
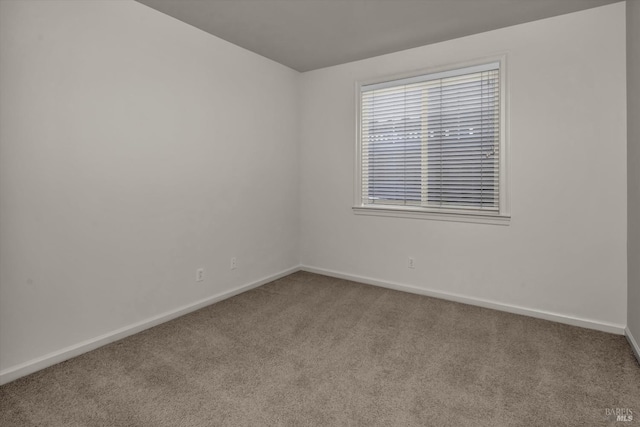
360,63,500,211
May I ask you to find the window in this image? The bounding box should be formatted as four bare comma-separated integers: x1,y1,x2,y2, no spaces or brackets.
354,59,509,224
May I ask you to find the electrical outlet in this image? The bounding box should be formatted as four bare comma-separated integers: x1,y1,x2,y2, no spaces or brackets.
196,268,204,282
230,257,237,270
408,257,415,269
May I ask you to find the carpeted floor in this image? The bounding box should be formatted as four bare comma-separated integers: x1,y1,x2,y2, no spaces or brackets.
1,271,639,426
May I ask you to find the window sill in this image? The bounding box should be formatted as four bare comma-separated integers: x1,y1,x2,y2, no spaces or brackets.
352,205,511,225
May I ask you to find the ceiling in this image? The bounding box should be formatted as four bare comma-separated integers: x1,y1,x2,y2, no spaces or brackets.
135,0,622,72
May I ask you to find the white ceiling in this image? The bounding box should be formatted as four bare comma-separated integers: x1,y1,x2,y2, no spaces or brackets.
135,0,621,72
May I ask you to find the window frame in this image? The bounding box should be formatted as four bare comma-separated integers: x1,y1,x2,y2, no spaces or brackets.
353,55,510,225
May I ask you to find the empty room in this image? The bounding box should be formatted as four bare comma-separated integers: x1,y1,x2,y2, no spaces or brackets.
1,0,639,425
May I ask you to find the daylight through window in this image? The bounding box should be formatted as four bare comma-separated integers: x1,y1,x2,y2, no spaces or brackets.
358,61,504,217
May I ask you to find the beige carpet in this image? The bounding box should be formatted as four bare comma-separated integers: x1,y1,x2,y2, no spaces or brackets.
1,271,639,426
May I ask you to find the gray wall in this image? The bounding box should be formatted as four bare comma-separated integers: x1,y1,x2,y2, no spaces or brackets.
299,3,627,332
0,0,300,380
628,0,640,356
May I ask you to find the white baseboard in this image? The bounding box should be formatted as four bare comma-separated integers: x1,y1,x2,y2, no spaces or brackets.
2,265,628,386
0,266,301,386
626,327,640,364
300,265,626,335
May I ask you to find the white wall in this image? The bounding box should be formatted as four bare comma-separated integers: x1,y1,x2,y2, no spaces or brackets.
299,3,627,330
0,0,631,384
628,0,640,353
0,0,299,376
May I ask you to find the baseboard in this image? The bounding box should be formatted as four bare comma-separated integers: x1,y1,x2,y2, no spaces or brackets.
300,265,626,335
0,265,301,386
2,264,627,385
626,327,640,365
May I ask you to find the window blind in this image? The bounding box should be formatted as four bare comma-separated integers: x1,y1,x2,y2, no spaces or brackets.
360,62,500,211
